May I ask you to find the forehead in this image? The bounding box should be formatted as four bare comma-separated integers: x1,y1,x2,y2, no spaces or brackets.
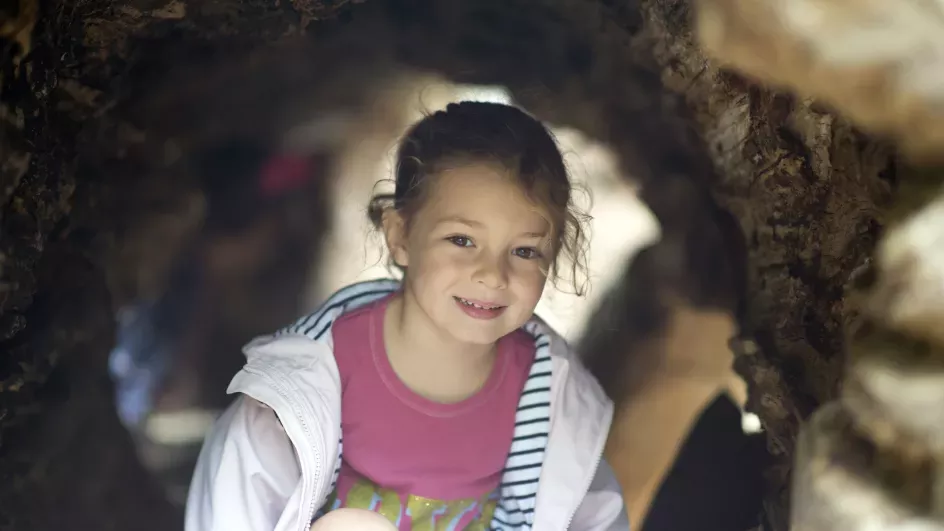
421,163,549,230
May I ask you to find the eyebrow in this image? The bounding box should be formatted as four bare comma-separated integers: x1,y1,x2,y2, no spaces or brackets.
439,216,484,228
438,216,548,238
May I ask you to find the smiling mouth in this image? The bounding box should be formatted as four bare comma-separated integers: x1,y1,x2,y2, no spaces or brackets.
454,297,504,310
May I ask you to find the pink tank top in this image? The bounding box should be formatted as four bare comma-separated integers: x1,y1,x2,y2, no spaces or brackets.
323,295,535,530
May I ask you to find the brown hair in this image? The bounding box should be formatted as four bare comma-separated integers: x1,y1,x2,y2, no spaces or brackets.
368,101,588,294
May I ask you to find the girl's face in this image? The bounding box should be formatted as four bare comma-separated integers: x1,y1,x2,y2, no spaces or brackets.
384,163,553,346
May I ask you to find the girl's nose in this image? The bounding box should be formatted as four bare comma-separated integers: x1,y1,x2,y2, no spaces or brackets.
472,255,509,290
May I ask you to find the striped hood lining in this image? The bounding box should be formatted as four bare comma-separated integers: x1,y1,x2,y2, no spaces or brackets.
278,280,550,530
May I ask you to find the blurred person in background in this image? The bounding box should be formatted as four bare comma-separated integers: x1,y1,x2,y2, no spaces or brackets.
109,139,333,501
585,208,767,531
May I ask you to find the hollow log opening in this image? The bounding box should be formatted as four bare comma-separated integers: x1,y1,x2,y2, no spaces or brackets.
0,0,897,530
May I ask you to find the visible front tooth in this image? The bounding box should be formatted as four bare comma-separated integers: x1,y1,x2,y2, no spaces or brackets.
456,297,498,310
459,298,495,310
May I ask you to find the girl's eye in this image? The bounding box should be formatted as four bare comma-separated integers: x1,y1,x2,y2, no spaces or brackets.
514,247,542,260
447,235,474,247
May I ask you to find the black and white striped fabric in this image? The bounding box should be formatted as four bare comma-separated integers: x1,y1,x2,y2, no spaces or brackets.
278,279,551,530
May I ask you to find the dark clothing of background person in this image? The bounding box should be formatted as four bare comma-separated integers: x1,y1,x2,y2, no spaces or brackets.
642,393,768,531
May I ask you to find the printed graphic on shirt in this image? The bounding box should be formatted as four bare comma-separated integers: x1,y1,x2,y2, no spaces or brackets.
321,475,498,531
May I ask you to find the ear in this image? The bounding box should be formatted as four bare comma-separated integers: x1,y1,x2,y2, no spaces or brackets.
382,210,410,268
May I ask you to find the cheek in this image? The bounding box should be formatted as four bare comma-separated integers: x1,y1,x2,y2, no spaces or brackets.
409,244,469,279
510,262,548,296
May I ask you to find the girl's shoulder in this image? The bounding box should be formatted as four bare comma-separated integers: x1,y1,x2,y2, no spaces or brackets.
521,314,575,362
331,295,391,377
332,294,389,333
501,327,540,370
523,316,611,403
276,280,400,341
504,326,536,349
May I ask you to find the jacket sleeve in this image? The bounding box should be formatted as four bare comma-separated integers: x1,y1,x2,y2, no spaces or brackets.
185,396,301,531
571,459,631,531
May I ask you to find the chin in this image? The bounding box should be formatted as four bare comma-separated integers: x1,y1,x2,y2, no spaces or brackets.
445,319,510,345
459,335,503,347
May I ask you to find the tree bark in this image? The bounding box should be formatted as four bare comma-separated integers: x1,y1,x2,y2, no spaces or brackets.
634,2,896,526
0,0,320,528
690,0,944,529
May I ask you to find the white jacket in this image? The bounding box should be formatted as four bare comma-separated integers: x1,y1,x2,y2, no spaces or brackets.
185,279,629,531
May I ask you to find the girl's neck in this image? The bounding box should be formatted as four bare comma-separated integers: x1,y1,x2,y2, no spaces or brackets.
383,289,497,403
390,288,496,362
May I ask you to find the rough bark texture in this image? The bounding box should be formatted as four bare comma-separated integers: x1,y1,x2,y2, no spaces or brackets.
694,0,944,164
0,0,896,529
689,0,944,529
0,1,319,529
627,1,896,526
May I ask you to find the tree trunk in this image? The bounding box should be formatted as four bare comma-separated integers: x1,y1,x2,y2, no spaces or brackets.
637,1,896,525
690,0,944,529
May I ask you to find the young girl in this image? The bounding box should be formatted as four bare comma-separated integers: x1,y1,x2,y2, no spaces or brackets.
185,102,629,531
